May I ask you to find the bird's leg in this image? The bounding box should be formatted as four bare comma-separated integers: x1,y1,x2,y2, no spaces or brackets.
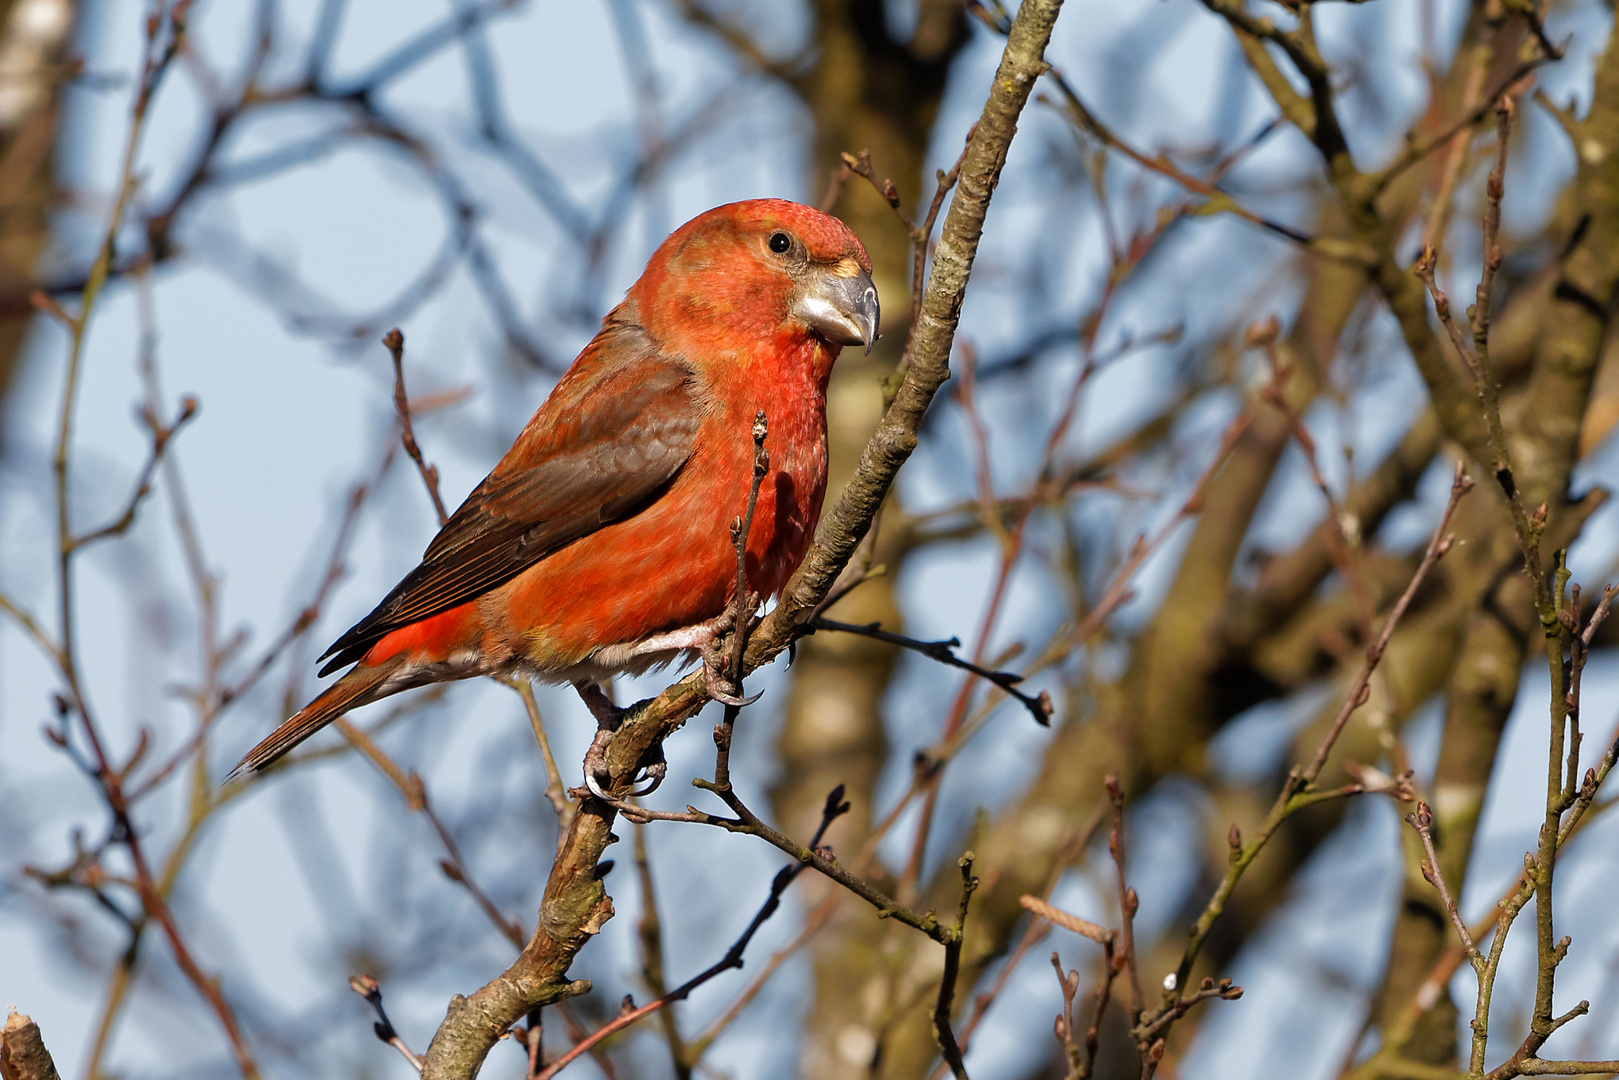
699,593,763,707
575,680,667,799
574,679,625,729
577,679,625,801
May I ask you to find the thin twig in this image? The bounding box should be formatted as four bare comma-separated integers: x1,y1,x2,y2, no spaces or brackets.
727,410,770,695
385,327,449,527
1406,800,1484,969
1021,894,1113,945
70,396,199,549
1106,776,1143,1023
351,975,425,1073
337,720,525,949
505,677,573,827
808,618,1053,724
932,854,979,1080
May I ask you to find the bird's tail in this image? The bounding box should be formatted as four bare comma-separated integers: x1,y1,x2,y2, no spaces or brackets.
228,657,406,780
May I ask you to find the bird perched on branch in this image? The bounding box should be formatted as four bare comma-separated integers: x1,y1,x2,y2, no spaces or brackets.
232,199,878,779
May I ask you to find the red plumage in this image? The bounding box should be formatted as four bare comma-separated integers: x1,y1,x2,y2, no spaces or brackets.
234,199,877,775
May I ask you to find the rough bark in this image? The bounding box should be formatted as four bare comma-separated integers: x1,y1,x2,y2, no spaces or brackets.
0,1014,61,1080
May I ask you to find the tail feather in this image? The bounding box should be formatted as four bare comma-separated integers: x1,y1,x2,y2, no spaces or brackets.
229,659,404,779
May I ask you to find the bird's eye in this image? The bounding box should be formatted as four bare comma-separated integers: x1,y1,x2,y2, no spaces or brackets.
768,232,792,254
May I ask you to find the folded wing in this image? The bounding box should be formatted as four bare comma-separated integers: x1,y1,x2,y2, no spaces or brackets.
318,319,701,674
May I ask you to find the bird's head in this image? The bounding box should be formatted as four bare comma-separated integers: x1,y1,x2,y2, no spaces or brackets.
631,199,880,360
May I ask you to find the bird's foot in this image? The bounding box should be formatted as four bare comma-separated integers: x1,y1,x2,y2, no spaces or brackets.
701,640,762,706
700,595,764,707
575,679,667,800
583,735,666,801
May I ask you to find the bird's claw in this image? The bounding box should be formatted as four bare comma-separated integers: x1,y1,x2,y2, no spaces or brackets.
582,725,614,801
630,749,667,796
699,597,764,707
580,701,666,801
704,662,763,707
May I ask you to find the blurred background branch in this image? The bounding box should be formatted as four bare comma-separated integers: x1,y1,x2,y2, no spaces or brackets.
4,1,1619,1079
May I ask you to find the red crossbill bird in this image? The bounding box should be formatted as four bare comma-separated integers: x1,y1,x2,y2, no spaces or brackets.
232,199,877,778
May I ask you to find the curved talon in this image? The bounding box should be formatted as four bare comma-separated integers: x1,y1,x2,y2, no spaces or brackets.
630,759,667,797
713,685,764,707
581,722,667,800
582,725,614,802
628,741,668,796
704,662,762,707
584,769,612,802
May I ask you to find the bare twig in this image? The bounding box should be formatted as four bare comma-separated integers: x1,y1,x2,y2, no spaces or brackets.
727,410,770,695
932,854,979,1080
1105,776,1143,1023
70,395,199,549
808,617,1052,724
1406,801,1484,969
506,677,573,828
385,327,449,527
841,132,974,330
1021,894,1113,946
1413,100,1546,611
350,975,424,1073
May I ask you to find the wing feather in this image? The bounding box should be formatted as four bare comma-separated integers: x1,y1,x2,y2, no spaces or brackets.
318,317,702,674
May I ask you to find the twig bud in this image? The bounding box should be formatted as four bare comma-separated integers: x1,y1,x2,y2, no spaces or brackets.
1412,800,1433,828
349,973,382,1003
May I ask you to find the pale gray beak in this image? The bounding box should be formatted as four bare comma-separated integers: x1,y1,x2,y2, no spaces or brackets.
796,266,880,354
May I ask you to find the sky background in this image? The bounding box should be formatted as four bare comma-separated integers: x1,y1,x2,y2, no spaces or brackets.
4,0,1619,1078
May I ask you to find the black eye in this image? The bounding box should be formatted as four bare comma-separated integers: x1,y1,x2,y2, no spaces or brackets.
769,231,792,254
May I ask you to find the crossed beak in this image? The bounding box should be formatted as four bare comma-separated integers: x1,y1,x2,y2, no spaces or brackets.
795,262,880,354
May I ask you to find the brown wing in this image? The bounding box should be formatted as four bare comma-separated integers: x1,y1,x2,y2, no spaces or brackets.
318,318,701,674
